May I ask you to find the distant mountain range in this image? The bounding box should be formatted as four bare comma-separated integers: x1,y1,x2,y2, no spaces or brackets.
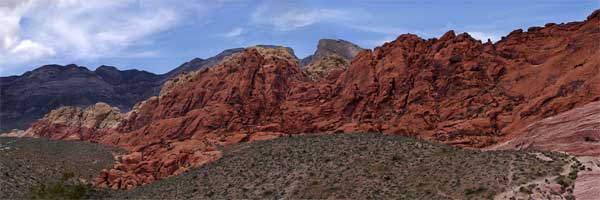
0,41,360,132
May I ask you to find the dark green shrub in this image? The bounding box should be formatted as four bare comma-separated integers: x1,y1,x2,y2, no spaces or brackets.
27,172,89,200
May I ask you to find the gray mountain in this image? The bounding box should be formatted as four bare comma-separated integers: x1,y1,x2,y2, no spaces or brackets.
0,48,246,132
301,39,363,80
300,39,363,66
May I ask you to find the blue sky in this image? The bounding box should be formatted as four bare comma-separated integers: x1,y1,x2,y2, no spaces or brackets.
0,0,597,76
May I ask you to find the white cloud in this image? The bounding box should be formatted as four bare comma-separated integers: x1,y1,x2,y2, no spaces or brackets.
0,0,220,74
221,27,246,38
363,36,398,47
346,24,405,35
467,31,502,42
9,39,55,57
251,3,349,31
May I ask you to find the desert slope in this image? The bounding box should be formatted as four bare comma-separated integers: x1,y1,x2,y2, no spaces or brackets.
0,137,124,199
102,134,570,199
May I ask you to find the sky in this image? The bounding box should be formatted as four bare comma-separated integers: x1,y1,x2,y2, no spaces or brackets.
0,0,597,76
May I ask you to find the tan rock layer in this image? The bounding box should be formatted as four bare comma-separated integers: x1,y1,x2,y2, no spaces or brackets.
26,10,600,189
304,54,349,81
24,102,123,141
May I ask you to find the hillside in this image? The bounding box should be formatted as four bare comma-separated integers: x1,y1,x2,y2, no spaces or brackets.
99,134,572,199
0,137,124,199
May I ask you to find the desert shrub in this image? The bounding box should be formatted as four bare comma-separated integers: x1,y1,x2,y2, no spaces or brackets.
27,172,90,200
464,186,487,195
554,175,573,193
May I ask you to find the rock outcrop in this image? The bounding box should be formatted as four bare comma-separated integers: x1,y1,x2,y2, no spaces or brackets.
23,103,123,141
301,39,363,66
302,39,363,80
25,10,600,189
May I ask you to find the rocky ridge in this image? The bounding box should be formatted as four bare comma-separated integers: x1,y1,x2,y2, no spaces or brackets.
24,10,600,189
0,48,246,132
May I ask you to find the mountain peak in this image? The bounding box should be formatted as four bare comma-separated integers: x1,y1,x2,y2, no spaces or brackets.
587,9,600,21
95,65,120,72
301,38,363,80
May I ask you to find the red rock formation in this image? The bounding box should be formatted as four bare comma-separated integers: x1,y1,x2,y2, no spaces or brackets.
25,10,600,189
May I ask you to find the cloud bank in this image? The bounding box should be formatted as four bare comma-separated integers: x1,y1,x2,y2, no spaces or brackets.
0,0,218,75
250,2,349,31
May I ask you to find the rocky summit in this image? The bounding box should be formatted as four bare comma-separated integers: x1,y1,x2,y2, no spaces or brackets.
18,10,600,192
302,39,364,80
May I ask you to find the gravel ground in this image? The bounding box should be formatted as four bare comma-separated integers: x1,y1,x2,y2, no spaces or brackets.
101,133,568,199
0,137,124,199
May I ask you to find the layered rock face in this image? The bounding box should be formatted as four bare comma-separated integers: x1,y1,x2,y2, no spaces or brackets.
26,11,600,189
490,101,600,156
302,39,363,80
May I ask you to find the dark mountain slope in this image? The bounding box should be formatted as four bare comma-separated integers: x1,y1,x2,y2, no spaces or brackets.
0,64,161,132
0,48,246,132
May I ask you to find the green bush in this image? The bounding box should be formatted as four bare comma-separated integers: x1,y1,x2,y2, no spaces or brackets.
27,172,90,200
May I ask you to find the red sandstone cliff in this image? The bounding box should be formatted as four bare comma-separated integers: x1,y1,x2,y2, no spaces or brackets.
24,10,600,189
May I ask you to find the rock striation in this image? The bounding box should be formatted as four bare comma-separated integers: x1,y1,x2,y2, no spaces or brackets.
490,101,600,156
25,10,600,189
